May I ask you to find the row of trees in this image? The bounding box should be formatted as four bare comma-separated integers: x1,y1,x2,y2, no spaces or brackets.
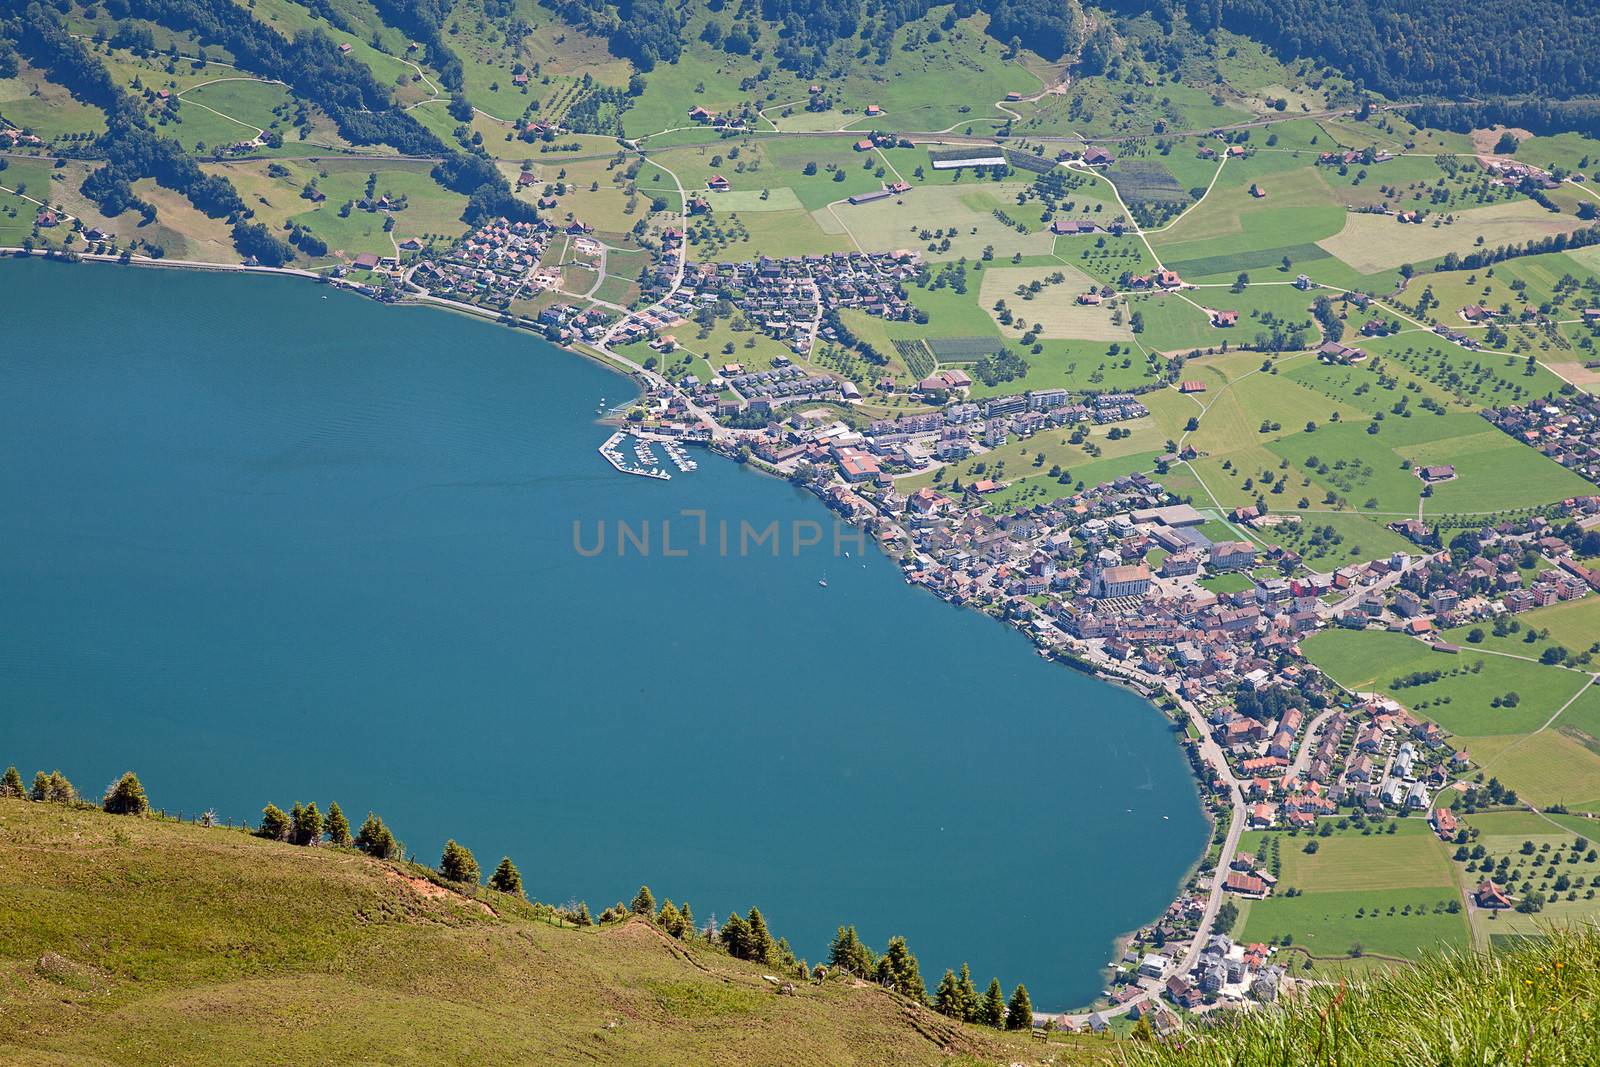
1,765,152,817
5,768,1033,1025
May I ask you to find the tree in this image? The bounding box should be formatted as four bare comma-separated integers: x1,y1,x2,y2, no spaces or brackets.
489,856,523,896
828,925,875,977
1005,983,1032,1030
439,839,480,883
102,772,149,815
657,899,683,935
259,803,291,841
955,963,979,1021
326,801,351,847
354,812,401,859
875,936,925,1002
934,969,964,1018
747,907,775,964
0,766,23,798
292,802,324,845
32,770,75,804
631,885,657,917
720,912,753,958
979,978,1006,1027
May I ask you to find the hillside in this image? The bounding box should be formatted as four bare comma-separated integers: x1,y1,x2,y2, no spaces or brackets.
0,796,1104,1066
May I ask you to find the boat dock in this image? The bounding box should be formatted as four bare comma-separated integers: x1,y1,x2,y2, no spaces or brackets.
598,431,671,480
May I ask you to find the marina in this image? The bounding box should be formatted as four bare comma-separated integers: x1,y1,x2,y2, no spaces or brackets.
598,430,671,480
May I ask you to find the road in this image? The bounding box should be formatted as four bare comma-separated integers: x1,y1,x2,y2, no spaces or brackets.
1288,707,1342,779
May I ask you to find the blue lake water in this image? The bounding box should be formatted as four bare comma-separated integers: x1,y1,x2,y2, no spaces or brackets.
0,258,1206,1008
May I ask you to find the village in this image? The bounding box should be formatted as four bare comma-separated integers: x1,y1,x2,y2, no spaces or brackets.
612,351,1600,1029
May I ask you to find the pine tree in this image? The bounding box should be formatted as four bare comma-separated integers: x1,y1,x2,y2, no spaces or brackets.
678,901,695,940
293,802,323,845
980,978,1006,1028
719,912,752,958
1,766,26,798
1005,983,1032,1030
747,907,774,965
828,925,876,977
325,801,351,847
102,772,149,815
354,812,400,859
657,899,683,936
33,770,74,804
934,969,963,1018
631,885,657,917
439,839,479,883
47,771,74,804
956,963,979,1021
259,803,291,841
489,856,523,896
877,937,926,1002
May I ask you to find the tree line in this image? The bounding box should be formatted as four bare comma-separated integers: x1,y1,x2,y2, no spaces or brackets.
2,761,1037,1026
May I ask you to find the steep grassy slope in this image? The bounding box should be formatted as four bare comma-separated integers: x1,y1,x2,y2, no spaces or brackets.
0,798,1101,1065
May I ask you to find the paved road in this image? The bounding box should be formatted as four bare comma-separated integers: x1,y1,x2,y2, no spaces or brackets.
1289,707,1342,779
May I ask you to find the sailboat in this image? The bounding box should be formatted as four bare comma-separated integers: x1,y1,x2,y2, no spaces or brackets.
818,576,828,588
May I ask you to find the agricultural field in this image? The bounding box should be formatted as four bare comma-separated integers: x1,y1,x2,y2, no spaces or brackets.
1319,200,1587,275
0,59,108,143
1235,821,1471,964
1302,629,1595,738
1455,810,1600,945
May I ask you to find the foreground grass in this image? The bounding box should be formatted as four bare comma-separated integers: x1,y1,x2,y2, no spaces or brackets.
1132,924,1600,1067
0,798,1099,1066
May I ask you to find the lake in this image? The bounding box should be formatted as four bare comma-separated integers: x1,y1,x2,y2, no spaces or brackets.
0,258,1206,1008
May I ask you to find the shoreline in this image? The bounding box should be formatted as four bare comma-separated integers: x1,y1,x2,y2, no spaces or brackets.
5,247,1210,1016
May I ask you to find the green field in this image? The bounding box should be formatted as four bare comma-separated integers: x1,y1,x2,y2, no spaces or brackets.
1302,629,1594,736
1235,819,1470,962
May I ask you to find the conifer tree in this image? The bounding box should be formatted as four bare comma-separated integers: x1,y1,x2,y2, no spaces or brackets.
292,802,323,845
747,907,775,965
325,801,351,847
102,771,149,815
49,771,74,803
354,812,400,859
657,899,683,935
1005,983,1032,1030
980,978,1006,1028
631,885,657,917
2,766,26,798
678,901,695,940
934,969,963,1018
719,912,753,958
439,839,479,883
575,902,593,926
259,803,291,841
489,856,523,896
956,963,979,1021
828,925,876,978
876,937,926,1002
33,770,75,804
